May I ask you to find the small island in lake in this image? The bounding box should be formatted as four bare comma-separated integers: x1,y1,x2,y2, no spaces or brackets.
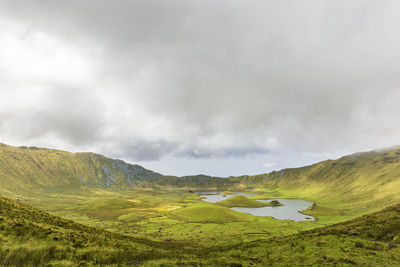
216,195,283,208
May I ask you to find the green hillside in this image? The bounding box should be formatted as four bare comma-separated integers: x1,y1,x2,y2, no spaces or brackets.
2,142,400,215
216,201,400,266
0,196,196,266
1,142,400,235
0,143,239,199
301,203,343,216
216,195,271,207
1,195,399,266
236,146,400,212
169,202,256,223
1,142,400,265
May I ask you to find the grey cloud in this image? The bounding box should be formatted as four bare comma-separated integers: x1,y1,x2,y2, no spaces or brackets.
0,86,105,145
0,1,400,173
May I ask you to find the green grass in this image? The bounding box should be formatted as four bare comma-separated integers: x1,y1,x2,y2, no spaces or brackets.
0,196,193,266
80,198,145,210
218,191,236,195
0,143,238,200
221,202,400,266
235,146,400,214
301,203,344,216
216,195,270,207
2,142,400,265
1,196,400,265
169,203,256,223
118,211,160,222
248,194,274,200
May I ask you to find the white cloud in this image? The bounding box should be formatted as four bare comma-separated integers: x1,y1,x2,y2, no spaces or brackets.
262,162,277,169
0,1,400,176
0,20,99,85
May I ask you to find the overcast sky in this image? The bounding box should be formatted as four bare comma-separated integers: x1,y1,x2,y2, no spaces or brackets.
1,1,400,177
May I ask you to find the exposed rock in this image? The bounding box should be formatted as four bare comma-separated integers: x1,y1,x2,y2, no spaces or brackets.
383,157,397,164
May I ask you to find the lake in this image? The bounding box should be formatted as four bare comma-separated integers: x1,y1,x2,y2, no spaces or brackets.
198,192,315,222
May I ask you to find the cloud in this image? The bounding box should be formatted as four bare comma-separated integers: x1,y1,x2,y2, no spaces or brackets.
263,162,277,169
0,0,400,175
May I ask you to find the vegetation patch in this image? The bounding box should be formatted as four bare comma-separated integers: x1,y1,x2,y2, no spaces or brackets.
268,200,283,206
3,143,400,265
118,211,160,222
79,198,145,211
168,203,256,223
301,203,343,216
248,195,272,200
219,191,236,195
216,195,270,208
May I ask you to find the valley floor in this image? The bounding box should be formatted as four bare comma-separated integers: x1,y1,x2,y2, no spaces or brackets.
24,190,355,245
1,191,400,266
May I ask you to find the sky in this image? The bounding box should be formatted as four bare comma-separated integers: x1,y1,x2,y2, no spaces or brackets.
1,0,400,177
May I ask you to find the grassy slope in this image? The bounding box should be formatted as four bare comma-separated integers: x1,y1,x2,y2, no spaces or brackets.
2,141,400,216
216,195,269,207
237,146,400,213
0,143,397,236
40,190,319,248
239,205,400,266
301,203,344,216
0,197,202,266
0,196,316,265
169,202,256,223
0,143,240,199
1,196,399,266
206,202,400,266
0,145,400,265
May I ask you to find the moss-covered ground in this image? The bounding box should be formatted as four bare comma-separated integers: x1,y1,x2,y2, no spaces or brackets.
216,195,271,208
1,194,400,266
1,143,400,265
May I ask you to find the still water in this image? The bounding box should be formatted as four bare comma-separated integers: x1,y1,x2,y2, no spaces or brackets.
199,193,315,222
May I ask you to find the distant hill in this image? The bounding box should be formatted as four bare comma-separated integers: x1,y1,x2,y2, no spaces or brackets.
0,143,240,198
235,146,400,211
2,142,400,213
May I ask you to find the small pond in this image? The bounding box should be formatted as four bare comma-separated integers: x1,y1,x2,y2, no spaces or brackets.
198,192,315,222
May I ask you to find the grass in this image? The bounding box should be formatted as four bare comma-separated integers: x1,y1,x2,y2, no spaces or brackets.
235,146,400,214
218,191,236,195
169,202,256,223
79,198,144,210
228,202,400,266
2,142,400,264
249,194,274,200
0,143,239,200
1,196,400,265
216,195,272,207
0,196,185,266
301,203,344,216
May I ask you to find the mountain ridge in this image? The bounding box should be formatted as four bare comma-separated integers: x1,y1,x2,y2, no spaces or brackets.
2,142,400,213
235,145,400,212
0,143,239,198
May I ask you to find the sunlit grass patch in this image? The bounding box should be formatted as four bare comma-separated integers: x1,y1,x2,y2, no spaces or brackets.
216,195,273,208
169,203,256,223
301,203,344,216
